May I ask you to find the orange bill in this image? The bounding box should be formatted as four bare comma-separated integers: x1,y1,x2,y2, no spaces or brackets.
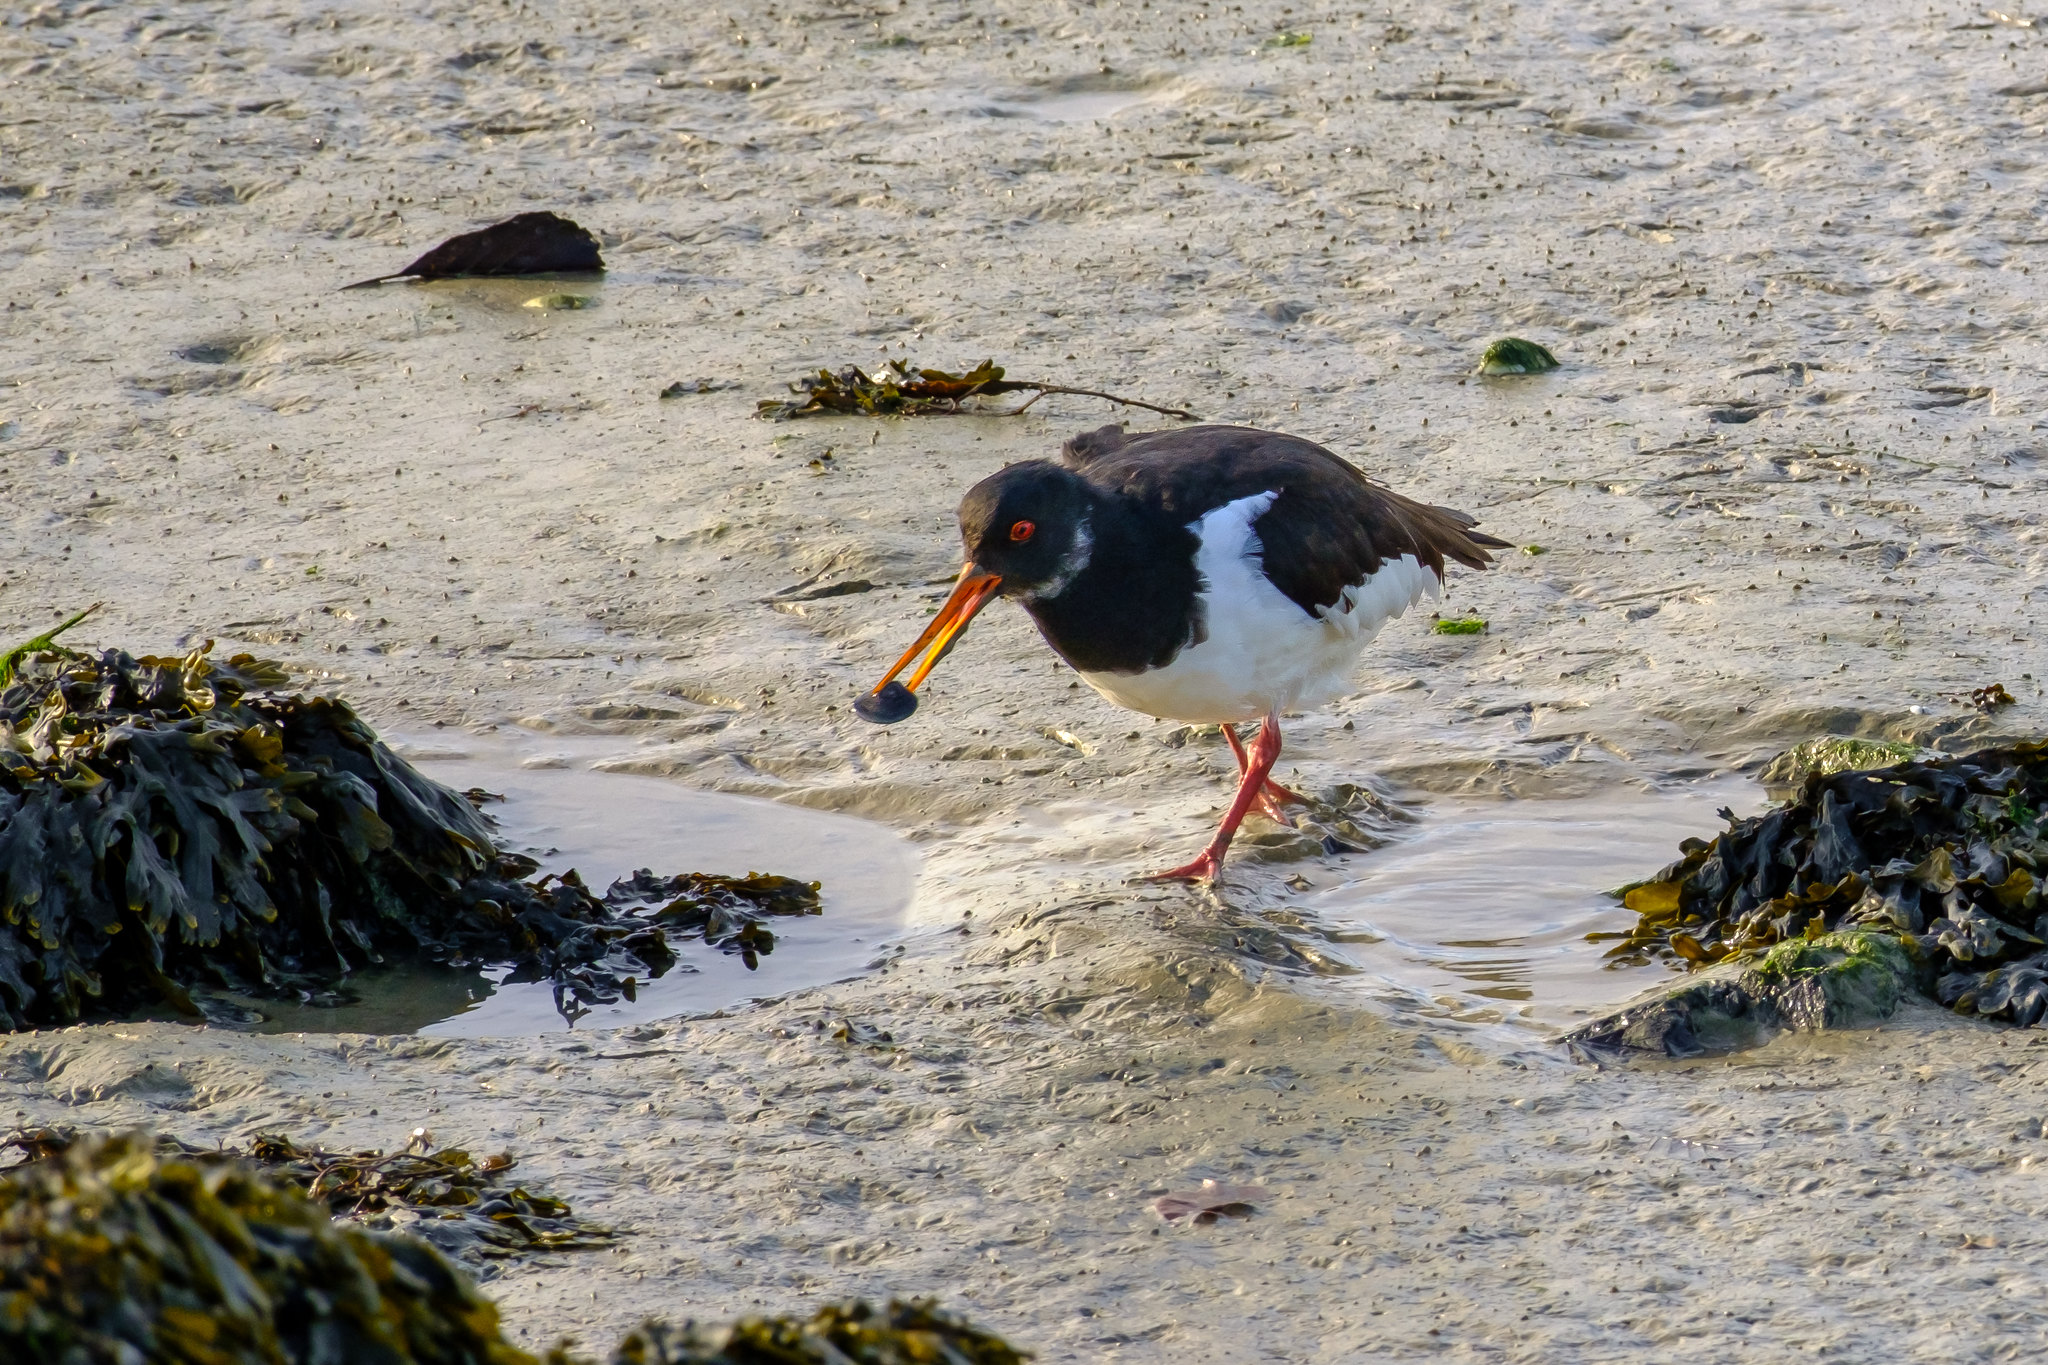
854,565,1002,724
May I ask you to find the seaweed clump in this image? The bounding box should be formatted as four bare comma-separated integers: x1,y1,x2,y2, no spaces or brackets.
0,644,813,1029
3,1127,617,1262
1600,740,2048,1027
609,1300,1030,1365
1,1133,1033,1365
0,1131,536,1365
1476,337,1559,375
756,357,1196,421
606,870,822,971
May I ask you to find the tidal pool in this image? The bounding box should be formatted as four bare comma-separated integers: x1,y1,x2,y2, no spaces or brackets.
1293,777,1765,1034
207,739,917,1036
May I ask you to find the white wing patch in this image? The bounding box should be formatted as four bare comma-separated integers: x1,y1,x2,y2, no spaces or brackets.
1075,491,1441,723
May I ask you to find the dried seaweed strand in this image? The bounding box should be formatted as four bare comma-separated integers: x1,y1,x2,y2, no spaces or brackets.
757,358,1197,421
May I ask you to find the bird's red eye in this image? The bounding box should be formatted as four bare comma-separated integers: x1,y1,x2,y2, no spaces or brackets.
1009,520,1035,542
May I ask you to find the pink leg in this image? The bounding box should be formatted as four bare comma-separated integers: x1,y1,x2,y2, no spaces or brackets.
1223,724,1309,820
1148,715,1284,883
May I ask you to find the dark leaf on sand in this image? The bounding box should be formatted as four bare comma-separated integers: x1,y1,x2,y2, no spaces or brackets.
1154,1180,1267,1225
345,210,602,288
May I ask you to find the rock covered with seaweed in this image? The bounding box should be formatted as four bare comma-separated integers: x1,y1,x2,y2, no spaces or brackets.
0,644,819,1030
3,1126,618,1265
1577,740,2048,1053
0,1130,1032,1365
607,1300,1031,1365
0,1130,536,1365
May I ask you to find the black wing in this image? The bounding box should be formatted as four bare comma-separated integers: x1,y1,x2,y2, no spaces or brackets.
1060,424,1509,618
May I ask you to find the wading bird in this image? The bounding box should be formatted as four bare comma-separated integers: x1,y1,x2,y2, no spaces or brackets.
856,424,1508,882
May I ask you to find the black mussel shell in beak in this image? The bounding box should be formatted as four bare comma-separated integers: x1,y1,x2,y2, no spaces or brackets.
854,680,919,725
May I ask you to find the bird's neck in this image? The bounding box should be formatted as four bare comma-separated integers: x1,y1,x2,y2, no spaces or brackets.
1019,495,1202,675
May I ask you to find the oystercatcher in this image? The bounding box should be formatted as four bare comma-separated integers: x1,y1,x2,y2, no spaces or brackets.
856,424,1509,881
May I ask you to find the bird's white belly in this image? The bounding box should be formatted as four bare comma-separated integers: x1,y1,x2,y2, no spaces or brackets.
1076,491,1440,724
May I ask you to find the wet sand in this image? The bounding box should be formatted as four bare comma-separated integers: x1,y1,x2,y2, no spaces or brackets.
5,0,2048,1357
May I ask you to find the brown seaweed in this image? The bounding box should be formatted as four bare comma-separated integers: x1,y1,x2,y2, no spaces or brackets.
603,870,822,972
756,358,1198,421
3,1127,618,1261
344,211,602,289
2,1133,1033,1365
606,1300,1031,1365
0,644,813,1029
1600,740,2048,1028
0,1131,537,1365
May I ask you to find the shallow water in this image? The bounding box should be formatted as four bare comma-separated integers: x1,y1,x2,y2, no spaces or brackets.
1297,778,1764,1034
975,89,1152,122
217,738,918,1036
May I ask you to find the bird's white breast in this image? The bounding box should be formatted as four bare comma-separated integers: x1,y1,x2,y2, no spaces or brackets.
1076,491,1439,723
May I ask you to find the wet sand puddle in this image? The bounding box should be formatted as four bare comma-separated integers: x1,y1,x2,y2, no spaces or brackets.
1293,777,1764,1036
974,89,1152,122
216,737,918,1036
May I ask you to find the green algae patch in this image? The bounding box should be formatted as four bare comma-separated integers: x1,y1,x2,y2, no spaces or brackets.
523,293,594,311
1264,31,1313,47
0,603,99,688
1759,735,1932,788
1476,337,1559,375
1750,929,1914,1021
1433,617,1488,635
1569,929,1920,1058
0,644,819,1030
0,1131,538,1365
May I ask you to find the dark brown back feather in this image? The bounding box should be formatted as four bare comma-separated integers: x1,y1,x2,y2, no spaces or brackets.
1060,424,1508,618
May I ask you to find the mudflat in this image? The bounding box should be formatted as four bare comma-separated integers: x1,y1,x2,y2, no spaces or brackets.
4,0,2047,1358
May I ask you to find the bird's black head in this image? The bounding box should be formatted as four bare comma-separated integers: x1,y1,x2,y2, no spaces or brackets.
956,460,1098,601
851,459,1101,726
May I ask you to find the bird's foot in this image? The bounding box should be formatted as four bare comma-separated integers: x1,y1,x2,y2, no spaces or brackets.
1261,777,1311,809
1255,791,1295,827
1140,849,1225,884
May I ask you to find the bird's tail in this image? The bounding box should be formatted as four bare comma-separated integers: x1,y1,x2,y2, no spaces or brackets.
1414,501,1513,570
